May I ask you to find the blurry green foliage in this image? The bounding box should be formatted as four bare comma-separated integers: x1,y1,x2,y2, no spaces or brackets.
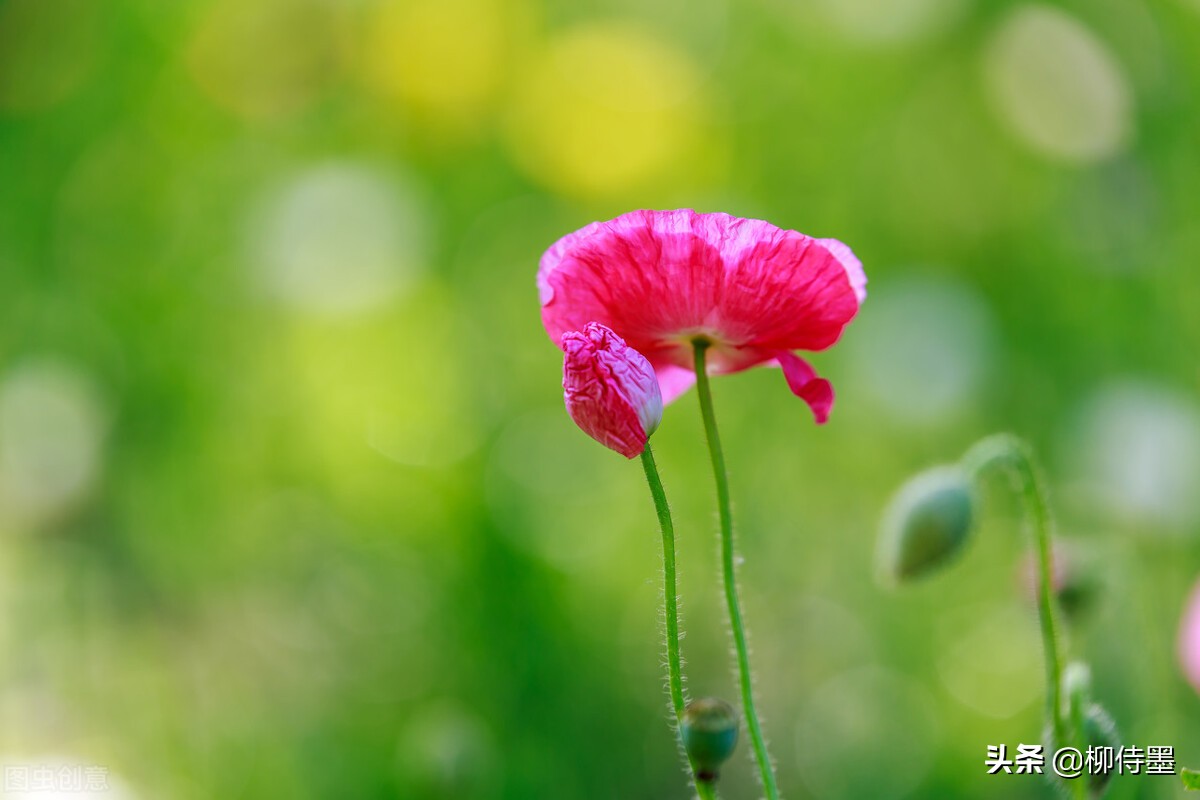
1,0,1199,798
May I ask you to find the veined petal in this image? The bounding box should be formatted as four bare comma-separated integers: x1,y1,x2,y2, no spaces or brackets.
540,210,861,358
540,209,726,355
818,238,867,304
539,210,865,421
719,226,861,353
776,351,834,424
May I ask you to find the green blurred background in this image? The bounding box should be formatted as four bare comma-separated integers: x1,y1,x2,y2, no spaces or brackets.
2,0,1199,797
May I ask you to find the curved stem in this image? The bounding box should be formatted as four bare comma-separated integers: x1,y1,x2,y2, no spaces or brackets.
640,445,719,800
641,445,687,722
692,342,780,800
964,434,1075,794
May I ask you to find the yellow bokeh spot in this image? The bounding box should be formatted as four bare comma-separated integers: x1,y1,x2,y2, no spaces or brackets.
504,22,710,198
361,0,531,124
188,0,341,121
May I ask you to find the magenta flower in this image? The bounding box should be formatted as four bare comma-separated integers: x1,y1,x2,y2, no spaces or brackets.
562,322,664,458
1179,578,1200,693
539,209,866,423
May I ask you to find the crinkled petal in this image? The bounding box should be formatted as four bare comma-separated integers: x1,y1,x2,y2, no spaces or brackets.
539,210,862,375
719,225,861,354
776,351,834,424
562,322,663,458
818,238,867,304
540,210,725,355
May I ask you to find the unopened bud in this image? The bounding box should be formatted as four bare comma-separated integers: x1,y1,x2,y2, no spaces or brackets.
1017,542,1100,622
1180,579,1200,695
1063,661,1093,707
681,698,738,783
1079,704,1121,798
1046,672,1120,799
878,466,975,583
562,322,663,459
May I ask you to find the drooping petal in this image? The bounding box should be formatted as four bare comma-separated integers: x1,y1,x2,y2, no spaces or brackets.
562,322,663,458
776,351,834,424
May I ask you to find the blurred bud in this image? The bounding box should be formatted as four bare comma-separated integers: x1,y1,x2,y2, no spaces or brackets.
1045,673,1120,799
1017,541,1100,622
1178,578,1200,695
1079,704,1121,798
681,697,738,782
1063,661,1093,705
561,322,663,459
878,466,976,582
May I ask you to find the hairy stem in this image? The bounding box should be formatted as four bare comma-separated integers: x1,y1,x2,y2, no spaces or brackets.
692,342,780,800
964,434,1077,796
640,445,718,800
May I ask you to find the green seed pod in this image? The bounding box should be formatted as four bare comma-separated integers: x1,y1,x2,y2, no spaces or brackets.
878,466,976,583
681,698,738,783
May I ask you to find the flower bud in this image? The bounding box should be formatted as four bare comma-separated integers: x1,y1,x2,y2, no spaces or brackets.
561,322,663,459
1017,542,1100,622
878,466,976,583
1046,666,1120,799
681,697,738,782
1080,705,1120,798
1063,661,1093,706
1178,578,1200,695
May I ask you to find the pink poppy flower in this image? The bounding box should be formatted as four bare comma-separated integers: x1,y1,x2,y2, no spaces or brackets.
1178,578,1200,693
562,322,663,459
539,209,866,423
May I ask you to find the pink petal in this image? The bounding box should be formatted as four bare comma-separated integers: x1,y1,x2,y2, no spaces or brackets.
653,362,697,405
540,210,723,352
818,238,867,304
1179,579,1200,693
720,225,861,354
562,322,663,459
775,351,834,424
539,210,862,376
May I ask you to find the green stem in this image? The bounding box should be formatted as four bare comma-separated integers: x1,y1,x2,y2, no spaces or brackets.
639,445,719,800
641,445,687,722
963,435,1079,797
692,341,781,800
